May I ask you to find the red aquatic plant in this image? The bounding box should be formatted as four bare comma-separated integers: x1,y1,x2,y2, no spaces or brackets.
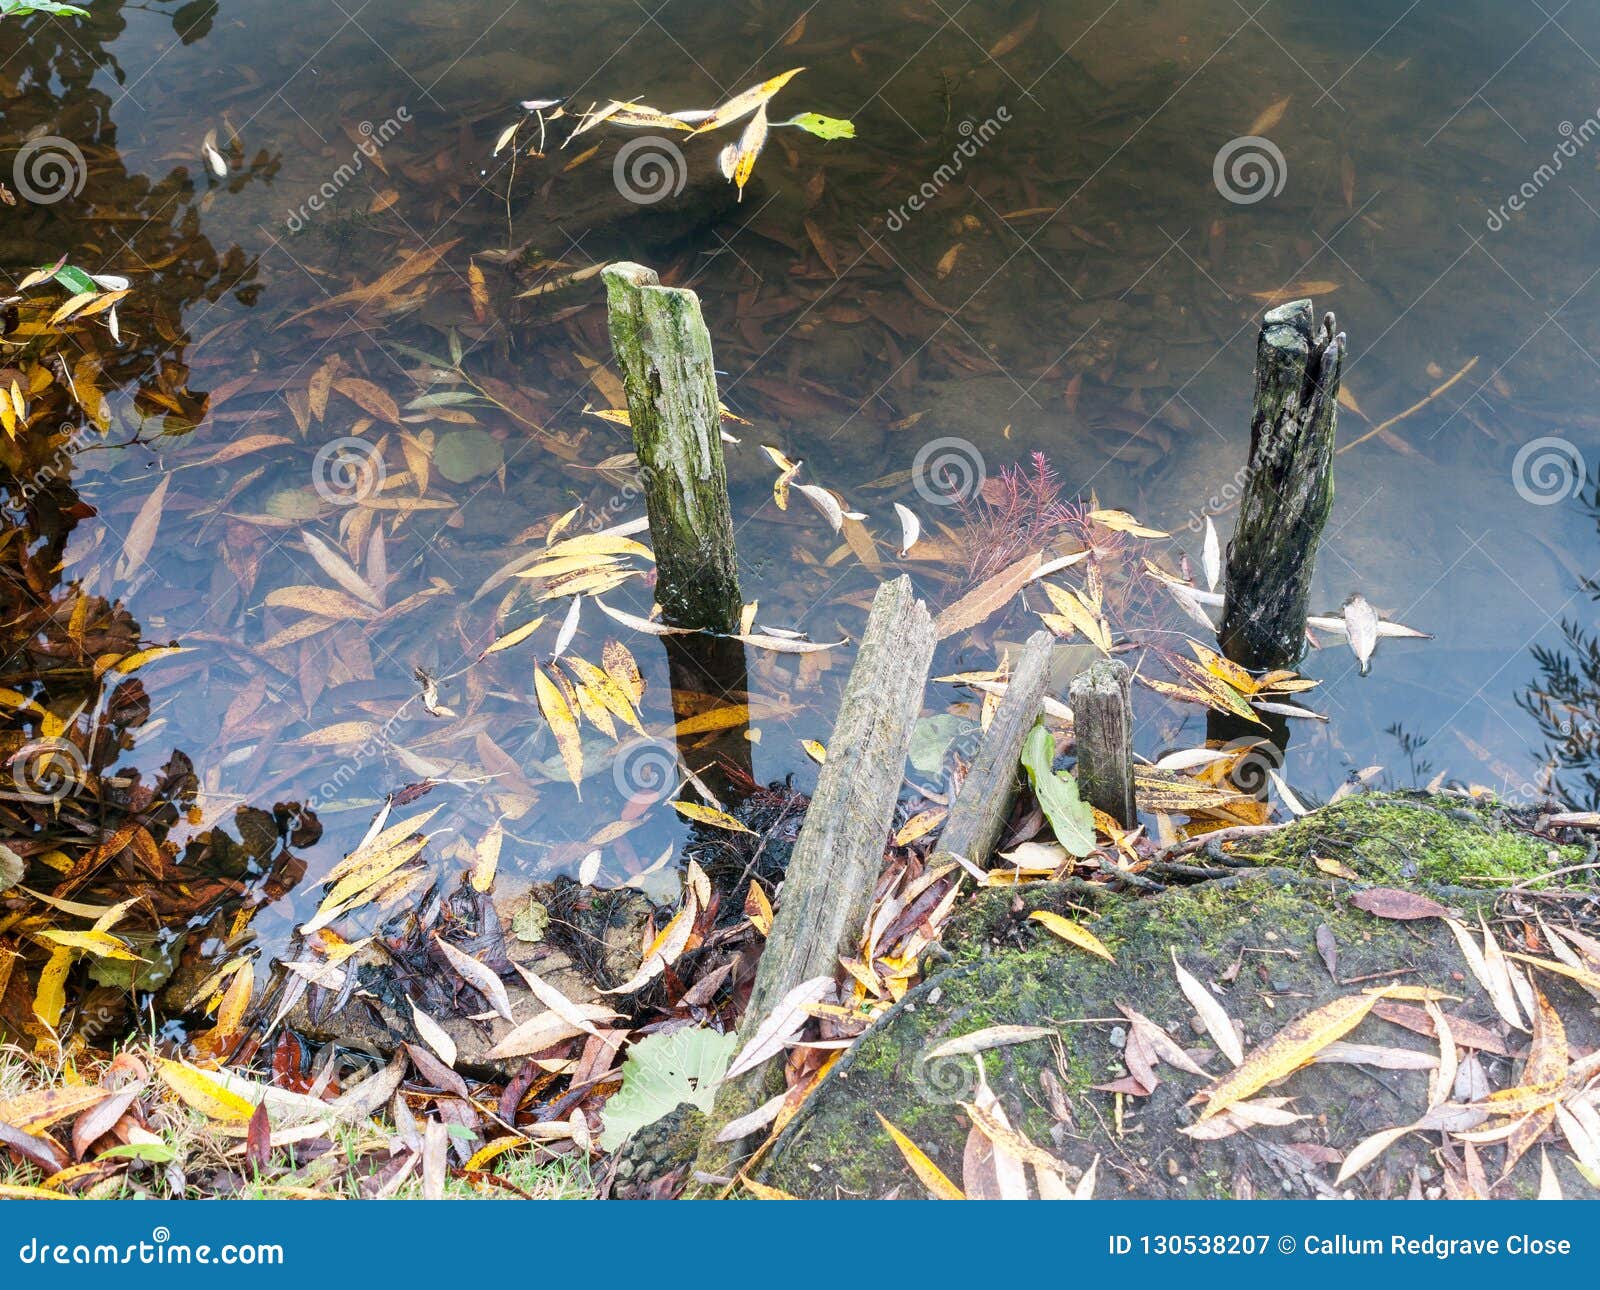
956,452,1075,584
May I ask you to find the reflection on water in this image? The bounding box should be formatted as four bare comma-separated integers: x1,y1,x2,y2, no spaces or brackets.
3,0,1600,1038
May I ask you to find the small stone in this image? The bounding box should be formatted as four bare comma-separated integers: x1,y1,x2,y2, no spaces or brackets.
1109,1025,1127,1050
1166,1157,1180,1177
1425,1185,1443,1200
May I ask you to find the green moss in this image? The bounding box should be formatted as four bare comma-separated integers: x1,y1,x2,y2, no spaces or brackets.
1231,792,1582,884
760,795,1598,1199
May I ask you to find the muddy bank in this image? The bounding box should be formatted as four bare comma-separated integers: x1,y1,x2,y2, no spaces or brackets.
756,794,1600,1199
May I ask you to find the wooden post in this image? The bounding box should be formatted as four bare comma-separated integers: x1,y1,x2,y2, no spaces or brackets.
931,630,1053,870
1069,657,1135,827
692,576,936,1181
603,262,741,633
1219,299,1345,671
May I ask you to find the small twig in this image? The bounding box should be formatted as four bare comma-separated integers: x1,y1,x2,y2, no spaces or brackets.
1336,356,1479,455
1161,823,1285,859
1507,860,1600,890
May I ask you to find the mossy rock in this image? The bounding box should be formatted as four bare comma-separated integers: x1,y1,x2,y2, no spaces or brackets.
1226,791,1586,886
761,801,1600,1199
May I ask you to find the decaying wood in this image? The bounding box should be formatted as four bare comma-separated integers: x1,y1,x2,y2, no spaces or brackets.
930,630,1054,870
1220,298,1345,671
692,576,936,1181
603,262,741,632
1069,657,1136,827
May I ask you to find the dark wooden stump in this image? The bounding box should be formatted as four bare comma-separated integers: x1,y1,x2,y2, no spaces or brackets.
1219,299,1345,671
603,262,742,633
1069,658,1135,827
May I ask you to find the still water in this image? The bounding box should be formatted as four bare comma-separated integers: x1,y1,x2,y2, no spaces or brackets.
2,0,1598,978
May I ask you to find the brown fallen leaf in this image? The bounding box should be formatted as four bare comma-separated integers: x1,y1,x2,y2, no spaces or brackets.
934,552,1042,640
1350,887,1453,920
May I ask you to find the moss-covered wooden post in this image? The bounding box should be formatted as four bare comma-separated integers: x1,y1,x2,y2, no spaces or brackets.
1219,299,1345,671
603,262,741,633
1069,657,1135,827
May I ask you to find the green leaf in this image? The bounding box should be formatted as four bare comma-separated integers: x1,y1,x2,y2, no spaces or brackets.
97,1141,177,1163
787,113,856,140
598,1027,739,1152
2,1,91,17
435,428,505,483
52,265,97,295
1020,721,1095,857
908,713,973,775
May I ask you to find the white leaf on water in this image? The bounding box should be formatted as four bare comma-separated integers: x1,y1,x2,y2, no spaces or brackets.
893,503,921,556
1202,516,1221,592
552,594,582,660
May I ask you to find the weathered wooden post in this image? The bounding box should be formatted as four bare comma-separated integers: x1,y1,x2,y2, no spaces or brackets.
931,630,1054,870
1069,657,1135,826
1219,299,1345,671
692,576,936,1184
603,262,742,633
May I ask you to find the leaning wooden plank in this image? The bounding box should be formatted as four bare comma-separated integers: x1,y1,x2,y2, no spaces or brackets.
691,575,936,1183
931,629,1054,871
603,261,742,632
1219,298,1345,671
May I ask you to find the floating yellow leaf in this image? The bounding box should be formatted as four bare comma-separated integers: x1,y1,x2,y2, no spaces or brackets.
534,664,584,793
481,615,546,657
672,800,755,834
1087,508,1167,538
34,930,141,962
689,68,806,135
